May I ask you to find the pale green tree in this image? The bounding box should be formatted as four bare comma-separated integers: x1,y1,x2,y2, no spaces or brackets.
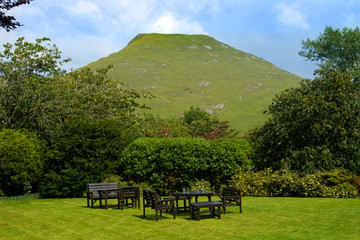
299,26,360,78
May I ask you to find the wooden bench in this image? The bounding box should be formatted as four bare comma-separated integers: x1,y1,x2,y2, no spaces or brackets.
189,201,222,221
86,182,119,208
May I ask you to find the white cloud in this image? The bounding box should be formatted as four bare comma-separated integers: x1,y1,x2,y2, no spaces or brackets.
148,12,207,34
68,0,103,17
274,2,309,29
113,2,154,27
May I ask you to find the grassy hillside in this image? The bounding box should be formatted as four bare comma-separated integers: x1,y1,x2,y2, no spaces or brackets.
84,33,302,134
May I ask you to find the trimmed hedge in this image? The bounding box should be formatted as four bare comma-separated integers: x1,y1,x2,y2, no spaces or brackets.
229,169,359,198
120,137,253,194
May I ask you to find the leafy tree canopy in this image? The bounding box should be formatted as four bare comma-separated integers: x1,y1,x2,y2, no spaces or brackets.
251,69,360,174
0,37,70,134
0,37,151,140
182,106,220,137
143,106,238,140
299,26,360,78
0,0,33,31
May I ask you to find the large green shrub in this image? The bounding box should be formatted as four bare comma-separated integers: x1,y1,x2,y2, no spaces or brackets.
40,119,135,197
251,69,360,175
229,169,359,198
0,129,45,196
120,137,253,194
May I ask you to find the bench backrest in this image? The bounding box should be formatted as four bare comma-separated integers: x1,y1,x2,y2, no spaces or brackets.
121,186,139,198
223,187,241,197
143,189,158,209
86,182,119,192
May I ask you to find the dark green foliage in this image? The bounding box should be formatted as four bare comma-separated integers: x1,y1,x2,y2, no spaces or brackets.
230,169,359,198
182,106,237,139
0,37,150,142
251,69,360,174
40,119,135,197
183,106,220,136
0,37,151,197
0,0,33,31
0,129,45,196
143,107,238,140
120,137,253,194
320,169,358,187
141,114,191,138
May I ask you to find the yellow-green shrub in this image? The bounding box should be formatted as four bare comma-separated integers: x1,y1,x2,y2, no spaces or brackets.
229,169,359,198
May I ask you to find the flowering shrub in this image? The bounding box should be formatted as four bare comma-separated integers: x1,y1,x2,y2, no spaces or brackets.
229,169,359,198
190,179,213,192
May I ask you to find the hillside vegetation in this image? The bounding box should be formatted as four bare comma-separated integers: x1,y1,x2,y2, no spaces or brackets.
84,33,302,133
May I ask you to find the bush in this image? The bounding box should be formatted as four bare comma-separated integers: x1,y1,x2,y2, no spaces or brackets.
120,137,253,194
40,119,133,197
0,129,45,196
229,169,272,196
229,169,359,198
190,179,213,192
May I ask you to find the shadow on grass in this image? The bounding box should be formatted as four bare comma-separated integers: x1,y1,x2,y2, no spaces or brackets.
133,214,180,221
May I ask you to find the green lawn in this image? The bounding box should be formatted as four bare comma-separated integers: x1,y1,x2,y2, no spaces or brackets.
0,196,359,240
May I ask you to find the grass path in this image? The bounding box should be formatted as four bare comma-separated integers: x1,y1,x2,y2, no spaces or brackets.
0,197,359,240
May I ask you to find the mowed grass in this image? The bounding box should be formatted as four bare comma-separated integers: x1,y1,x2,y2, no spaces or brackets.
0,196,359,240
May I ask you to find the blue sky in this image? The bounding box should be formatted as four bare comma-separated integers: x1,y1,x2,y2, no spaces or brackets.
1,0,360,79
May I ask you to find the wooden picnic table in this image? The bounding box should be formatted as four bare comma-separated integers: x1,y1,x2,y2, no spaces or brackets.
171,191,214,211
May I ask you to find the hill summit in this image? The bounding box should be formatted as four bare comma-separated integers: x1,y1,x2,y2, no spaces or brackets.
83,33,301,133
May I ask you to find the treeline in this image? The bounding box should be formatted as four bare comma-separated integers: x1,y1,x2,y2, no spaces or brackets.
1,26,360,198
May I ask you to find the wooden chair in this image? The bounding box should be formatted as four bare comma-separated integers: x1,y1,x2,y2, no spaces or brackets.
119,186,140,209
218,187,242,214
143,189,176,221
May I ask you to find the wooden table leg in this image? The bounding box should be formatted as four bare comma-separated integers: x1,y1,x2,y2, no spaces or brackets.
196,207,200,221
99,192,103,208
190,205,193,219
105,192,108,209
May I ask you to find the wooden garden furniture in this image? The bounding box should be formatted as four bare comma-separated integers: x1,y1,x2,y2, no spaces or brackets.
172,190,213,211
119,186,140,209
143,189,176,221
218,187,242,214
189,201,222,220
86,182,120,208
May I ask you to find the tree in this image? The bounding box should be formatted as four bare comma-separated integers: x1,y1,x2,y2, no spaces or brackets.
0,37,70,136
1,0,33,31
0,37,151,139
40,119,134,197
182,106,222,138
299,26,360,78
251,69,360,174
182,106,238,140
57,67,151,125
0,128,45,196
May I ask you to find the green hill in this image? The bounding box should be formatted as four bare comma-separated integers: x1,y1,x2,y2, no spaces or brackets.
83,33,302,134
